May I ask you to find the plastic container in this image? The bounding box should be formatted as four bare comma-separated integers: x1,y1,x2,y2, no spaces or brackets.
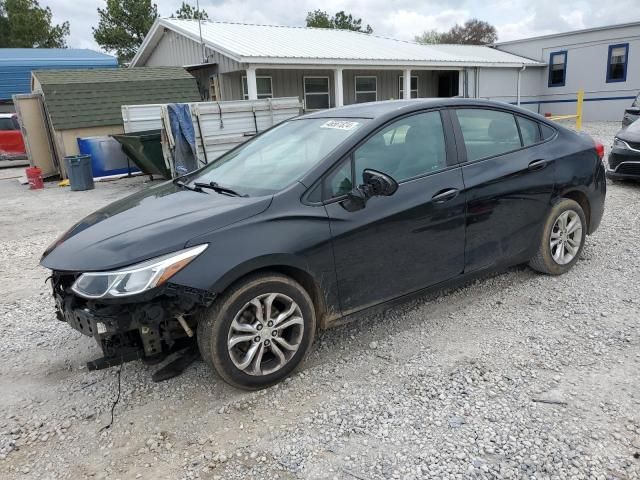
25,167,44,189
64,155,95,191
111,130,170,179
77,136,139,177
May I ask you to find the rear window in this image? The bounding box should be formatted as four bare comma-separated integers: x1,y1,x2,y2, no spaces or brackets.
0,117,16,131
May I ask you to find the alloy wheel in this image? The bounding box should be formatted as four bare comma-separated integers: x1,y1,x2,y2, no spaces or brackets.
550,210,583,265
227,293,304,376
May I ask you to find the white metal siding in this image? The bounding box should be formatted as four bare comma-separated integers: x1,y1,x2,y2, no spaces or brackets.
494,24,640,120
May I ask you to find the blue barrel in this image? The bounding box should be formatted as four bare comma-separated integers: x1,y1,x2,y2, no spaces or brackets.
64,155,95,191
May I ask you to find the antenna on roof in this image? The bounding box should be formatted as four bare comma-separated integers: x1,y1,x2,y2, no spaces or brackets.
196,0,206,63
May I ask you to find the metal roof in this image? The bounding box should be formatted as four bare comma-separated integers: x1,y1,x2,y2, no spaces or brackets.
32,67,201,130
0,49,117,101
132,18,543,68
493,21,640,46
0,48,117,66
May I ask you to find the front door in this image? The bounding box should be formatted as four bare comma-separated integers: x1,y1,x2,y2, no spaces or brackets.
323,110,466,314
451,107,557,271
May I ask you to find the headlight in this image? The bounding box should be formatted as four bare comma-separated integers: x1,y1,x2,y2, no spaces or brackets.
613,137,630,150
71,244,208,299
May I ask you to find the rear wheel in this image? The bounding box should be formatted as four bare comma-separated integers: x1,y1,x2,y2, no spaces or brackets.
529,198,587,275
197,272,316,390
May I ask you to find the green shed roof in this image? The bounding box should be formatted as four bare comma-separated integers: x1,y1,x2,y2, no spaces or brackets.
33,67,201,130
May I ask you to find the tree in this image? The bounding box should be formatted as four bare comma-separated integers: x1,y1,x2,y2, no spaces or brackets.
306,9,373,33
0,0,69,48
414,29,442,45
305,10,332,29
93,0,158,64
173,1,208,20
415,19,497,46
439,19,497,45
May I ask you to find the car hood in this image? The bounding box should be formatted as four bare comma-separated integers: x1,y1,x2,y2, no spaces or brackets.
617,118,640,141
41,181,272,272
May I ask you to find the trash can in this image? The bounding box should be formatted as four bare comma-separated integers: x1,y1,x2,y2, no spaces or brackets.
64,154,95,191
112,130,170,179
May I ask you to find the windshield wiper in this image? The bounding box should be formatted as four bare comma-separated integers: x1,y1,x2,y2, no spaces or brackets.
174,179,203,193
193,181,247,197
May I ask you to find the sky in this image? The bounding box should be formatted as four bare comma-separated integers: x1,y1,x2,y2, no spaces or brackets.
45,0,640,51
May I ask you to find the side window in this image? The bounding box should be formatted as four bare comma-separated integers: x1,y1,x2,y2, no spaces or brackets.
540,124,556,140
354,111,446,183
455,109,521,161
325,159,353,198
517,116,541,146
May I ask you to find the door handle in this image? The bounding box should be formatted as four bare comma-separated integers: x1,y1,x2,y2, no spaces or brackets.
432,188,459,203
528,159,547,171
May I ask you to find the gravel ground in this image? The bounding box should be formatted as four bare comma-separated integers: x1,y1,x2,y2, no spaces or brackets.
1,122,638,480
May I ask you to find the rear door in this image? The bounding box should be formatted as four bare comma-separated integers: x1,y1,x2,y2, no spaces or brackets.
451,107,556,272
321,109,467,314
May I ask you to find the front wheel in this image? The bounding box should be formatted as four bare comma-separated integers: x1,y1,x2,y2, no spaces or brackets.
197,272,316,390
529,198,587,275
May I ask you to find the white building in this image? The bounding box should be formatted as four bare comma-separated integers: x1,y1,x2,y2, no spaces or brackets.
493,22,640,120
131,18,542,109
131,18,638,121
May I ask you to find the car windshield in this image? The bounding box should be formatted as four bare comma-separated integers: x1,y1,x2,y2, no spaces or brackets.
189,118,368,196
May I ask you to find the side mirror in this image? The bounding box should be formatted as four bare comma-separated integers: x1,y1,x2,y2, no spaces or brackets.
362,169,399,197
341,169,398,212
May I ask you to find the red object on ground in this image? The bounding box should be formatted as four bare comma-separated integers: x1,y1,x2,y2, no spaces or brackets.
0,114,26,159
26,167,44,190
544,112,552,117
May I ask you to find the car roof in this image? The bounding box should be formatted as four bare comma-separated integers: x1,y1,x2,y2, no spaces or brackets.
299,98,525,119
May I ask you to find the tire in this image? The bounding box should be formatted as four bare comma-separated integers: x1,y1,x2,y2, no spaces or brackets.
529,198,587,275
196,272,316,390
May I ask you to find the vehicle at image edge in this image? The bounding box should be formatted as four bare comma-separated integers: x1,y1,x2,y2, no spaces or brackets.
40,99,606,390
607,118,640,180
622,92,640,129
0,113,26,160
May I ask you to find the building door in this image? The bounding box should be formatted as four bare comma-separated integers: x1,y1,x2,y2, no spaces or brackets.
437,71,460,97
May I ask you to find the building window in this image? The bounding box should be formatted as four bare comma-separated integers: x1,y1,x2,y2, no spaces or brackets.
606,43,629,83
242,76,273,99
398,76,418,98
548,51,567,87
355,76,377,103
304,77,330,110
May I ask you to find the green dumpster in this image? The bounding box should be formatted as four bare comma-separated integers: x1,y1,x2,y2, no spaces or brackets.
111,130,171,179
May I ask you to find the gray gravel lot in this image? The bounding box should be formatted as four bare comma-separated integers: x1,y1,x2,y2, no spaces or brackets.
1,122,638,479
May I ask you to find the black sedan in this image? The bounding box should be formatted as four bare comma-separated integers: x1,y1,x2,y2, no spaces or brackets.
607,118,640,180
41,99,606,389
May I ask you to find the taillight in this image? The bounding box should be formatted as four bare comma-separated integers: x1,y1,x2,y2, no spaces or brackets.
595,142,605,160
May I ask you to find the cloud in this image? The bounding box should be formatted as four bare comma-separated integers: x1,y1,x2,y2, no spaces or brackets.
40,0,639,52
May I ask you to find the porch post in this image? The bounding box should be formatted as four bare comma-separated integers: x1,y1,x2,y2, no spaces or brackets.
246,66,258,100
334,67,344,107
403,68,411,99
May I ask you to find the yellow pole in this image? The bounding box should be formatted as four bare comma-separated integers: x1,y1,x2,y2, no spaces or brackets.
575,88,584,131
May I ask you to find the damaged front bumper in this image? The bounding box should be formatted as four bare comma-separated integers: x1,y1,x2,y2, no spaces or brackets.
51,271,215,369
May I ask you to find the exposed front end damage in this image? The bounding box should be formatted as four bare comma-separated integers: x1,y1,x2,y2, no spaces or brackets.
51,271,215,370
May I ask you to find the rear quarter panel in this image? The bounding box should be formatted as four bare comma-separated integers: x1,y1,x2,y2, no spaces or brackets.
553,129,606,233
